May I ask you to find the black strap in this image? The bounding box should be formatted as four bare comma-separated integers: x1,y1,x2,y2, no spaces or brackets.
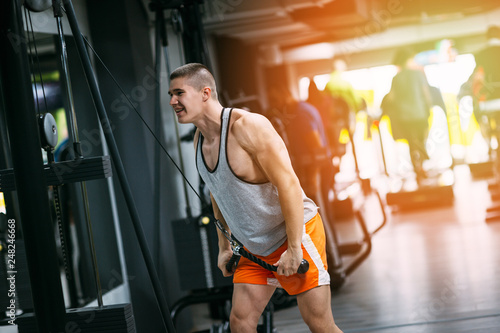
225,253,240,273
227,235,309,274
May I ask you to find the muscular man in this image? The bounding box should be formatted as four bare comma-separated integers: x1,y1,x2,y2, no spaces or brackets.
168,63,342,333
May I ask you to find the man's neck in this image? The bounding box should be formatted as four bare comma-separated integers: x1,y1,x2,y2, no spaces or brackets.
194,102,224,142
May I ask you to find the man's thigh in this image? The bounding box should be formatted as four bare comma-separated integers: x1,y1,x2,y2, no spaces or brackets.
231,283,276,320
296,285,333,320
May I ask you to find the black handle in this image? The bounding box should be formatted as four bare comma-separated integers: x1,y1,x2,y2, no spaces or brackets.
225,254,240,273
297,259,309,274
231,245,310,274
270,258,309,274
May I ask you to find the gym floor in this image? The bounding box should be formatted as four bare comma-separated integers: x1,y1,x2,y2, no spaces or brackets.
191,164,500,332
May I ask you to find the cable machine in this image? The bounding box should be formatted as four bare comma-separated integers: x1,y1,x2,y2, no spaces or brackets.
0,0,223,331
0,0,180,331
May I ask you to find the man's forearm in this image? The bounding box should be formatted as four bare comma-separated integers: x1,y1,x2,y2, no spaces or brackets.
278,180,304,250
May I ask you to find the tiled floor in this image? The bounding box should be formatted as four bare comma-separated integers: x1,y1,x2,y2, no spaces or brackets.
272,164,500,332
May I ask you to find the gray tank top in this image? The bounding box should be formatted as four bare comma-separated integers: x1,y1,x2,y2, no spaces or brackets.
196,108,318,256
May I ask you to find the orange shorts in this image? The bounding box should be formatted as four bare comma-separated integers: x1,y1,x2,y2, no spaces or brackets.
233,213,330,295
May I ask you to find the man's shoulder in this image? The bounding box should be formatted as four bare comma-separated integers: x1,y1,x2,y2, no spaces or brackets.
231,108,270,129
230,109,277,148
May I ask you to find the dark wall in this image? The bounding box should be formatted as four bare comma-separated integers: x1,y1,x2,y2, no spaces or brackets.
264,65,288,90
214,36,261,111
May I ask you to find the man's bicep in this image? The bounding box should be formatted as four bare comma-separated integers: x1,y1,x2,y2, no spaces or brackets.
255,130,297,187
237,113,297,186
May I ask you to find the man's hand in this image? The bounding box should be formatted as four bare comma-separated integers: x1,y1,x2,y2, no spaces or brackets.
273,248,303,276
218,248,235,277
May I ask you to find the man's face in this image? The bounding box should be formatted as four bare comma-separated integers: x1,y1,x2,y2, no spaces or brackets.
168,77,203,123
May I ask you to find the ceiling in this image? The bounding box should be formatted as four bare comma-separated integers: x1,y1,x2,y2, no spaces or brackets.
141,0,500,66
199,0,500,48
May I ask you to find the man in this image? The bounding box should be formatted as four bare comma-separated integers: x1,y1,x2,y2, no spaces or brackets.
169,63,342,333
324,59,362,112
323,58,362,162
267,83,331,199
382,47,432,181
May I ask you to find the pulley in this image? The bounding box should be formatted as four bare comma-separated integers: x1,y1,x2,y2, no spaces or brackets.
24,0,52,12
38,112,58,150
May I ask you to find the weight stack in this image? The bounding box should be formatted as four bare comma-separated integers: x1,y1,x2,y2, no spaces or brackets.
16,303,136,332
172,215,233,291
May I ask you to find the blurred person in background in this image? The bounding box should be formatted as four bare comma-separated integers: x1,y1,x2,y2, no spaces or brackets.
324,58,363,121
324,58,363,136
323,58,364,174
381,47,433,181
268,83,343,280
473,25,500,103
267,84,331,202
472,25,500,154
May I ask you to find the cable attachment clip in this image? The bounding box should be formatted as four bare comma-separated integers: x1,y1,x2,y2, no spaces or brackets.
213,219,241,272
231,242,242,256
214,218,239,252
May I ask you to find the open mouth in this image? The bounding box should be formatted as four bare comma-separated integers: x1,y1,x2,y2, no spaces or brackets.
174,108,185,114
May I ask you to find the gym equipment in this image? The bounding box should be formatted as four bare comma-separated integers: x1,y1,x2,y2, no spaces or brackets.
0,156,112,191
170,214,235,331
1,1,68,330
328,121,387,287
60,1,219,330
62,0,175,330
469,161,495,179
456,95,495,179
375,110,455,210
16,303,136,333
0,0,182,331
476,98,500,222
24,0,51,12
172,214,233,291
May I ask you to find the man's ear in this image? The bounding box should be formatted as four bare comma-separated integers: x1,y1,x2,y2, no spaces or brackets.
202,87,211,102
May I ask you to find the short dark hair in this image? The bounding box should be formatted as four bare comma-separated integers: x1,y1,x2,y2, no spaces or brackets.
170,63,218,99
392,47,416,67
